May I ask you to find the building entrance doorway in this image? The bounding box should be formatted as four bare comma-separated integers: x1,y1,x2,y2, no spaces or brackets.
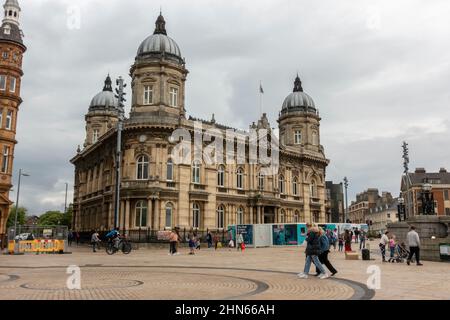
264,207,275,224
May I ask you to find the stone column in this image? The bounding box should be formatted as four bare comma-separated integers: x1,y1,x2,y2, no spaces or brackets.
261,206,265,224
257,206,261,224
154,199,160,230
147,198,153,229
125,199,131,230
249,206,253,224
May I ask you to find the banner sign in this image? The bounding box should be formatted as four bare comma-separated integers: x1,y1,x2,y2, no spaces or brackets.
8,239,65,253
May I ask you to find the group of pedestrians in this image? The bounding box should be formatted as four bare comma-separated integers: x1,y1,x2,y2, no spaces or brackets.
298,224,338,280
67,230,80,246
379,226,422,265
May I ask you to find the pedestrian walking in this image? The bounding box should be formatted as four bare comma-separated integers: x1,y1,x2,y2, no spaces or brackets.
359,230,366,250
338,235,344,252
331,229,338,251
344,230,352,252
213,233,220,250
354,228,360,244
91,230,100,252
379,231,389,262
188,234,196,255
315,229,338,277
297,224,328,279
169,229,179,256
407,226,423,266
68,230,74,247
236,232,244,251
75,232,80,246
206,231,213,248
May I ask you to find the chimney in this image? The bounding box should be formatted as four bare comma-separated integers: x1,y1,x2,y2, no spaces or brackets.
415,168,426,174
439,168,447,173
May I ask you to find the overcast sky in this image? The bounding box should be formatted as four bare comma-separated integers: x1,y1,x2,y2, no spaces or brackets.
11,0,450,215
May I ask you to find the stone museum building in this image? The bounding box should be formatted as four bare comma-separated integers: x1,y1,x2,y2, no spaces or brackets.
71,13,330,233
0,0,26,237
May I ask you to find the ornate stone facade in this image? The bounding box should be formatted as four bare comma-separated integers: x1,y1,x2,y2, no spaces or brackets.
71,14,329,232
0,0,25,236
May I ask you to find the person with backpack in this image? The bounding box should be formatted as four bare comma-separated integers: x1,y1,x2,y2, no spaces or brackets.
236,232,244,251
91,230,101,253
297,224,328,279
106,228,120,250
315,228,338,277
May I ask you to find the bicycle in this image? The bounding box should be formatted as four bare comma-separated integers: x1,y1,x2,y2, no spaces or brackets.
106,237,132,255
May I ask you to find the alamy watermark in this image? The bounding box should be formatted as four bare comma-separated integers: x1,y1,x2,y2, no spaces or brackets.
169,121,280,175
66,265,81,290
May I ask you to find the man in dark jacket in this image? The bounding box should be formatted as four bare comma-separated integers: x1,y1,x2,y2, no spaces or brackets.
315,230,338,276
298,226,328,279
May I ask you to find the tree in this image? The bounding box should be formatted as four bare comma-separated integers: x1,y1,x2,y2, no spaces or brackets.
6,206,28,228
38,211,65,226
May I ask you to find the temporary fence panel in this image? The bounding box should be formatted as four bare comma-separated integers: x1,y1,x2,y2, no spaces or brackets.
254,224,272,247
272,224,299,246
236,225,254,246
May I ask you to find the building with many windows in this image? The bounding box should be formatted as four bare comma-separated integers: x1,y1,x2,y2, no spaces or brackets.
349,189,394,224
401,167,450,217
0,0,25,237
70,13,329,233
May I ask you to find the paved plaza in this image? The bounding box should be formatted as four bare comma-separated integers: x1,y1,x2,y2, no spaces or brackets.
0,241,449,300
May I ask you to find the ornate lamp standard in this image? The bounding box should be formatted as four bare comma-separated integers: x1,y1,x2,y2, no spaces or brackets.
420,181,435,215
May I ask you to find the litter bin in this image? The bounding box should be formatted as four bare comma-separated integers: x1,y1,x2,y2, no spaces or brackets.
440,244,450,261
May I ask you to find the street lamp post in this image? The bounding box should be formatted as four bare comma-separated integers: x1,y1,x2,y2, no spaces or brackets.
13,169,30,242
114,77,126,232
397,195,405,222
64,182,68,214
343,177,349,223
421,181,434,215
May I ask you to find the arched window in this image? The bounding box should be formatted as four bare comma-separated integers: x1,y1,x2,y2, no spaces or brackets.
294,210,300,223
165,203,173,228
294,130,302,145
279,175,285,194
258,172,264,191
236,168,244,189
217,205,225,229
166,159,173,181
136,155,149,180
192,160,201,184
280,209,286,223
192,203,200,228
217,165,225,187
310,180,317,198
135,201,147,227
237,207,244,225
293,177,298,196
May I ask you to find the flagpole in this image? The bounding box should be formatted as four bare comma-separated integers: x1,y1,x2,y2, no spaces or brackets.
259,81,263,116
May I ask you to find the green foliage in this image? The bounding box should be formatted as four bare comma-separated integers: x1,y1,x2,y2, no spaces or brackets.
38,204,73,227
6,206,27,228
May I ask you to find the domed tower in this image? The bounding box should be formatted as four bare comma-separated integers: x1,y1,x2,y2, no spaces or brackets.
0,0,25,235
278,74,322,154
84,75,119,147
129,12,188,122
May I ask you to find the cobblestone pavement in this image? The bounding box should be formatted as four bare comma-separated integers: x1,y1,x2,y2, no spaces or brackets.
0,241,449,300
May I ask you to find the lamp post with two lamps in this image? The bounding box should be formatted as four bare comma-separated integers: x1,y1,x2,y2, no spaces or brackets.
13,168,30,240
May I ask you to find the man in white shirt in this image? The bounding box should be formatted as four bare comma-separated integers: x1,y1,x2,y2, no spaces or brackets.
379,231,390,262
407,226,423,266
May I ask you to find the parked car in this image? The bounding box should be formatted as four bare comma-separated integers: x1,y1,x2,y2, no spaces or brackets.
14,233,35,241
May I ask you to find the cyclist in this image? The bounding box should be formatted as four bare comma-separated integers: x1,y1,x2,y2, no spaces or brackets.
106,228,121,250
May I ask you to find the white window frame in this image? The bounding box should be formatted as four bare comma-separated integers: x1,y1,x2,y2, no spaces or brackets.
143,85,153,105
92,129,99,143
217,205,225,229
135,200,148,227
293,177,298,196
1,146,9,173
237,207,244,224
279,175,285,194
5,110,12,130
192,161,201,184
193,203,200,228
0,75,6,91
217,165,225,187
166,159,173,181
237,168,244,189
165,203,173,228
136,155,149,180
169,87,178,107
9,77,16,93
294,130,302,145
